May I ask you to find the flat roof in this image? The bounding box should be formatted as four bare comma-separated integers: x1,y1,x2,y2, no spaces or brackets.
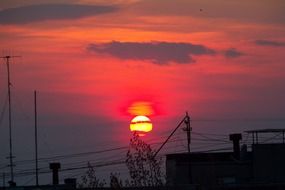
166,152,252,162
245,128,285,133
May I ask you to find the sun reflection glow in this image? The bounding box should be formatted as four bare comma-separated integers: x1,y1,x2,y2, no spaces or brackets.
128,101,154,116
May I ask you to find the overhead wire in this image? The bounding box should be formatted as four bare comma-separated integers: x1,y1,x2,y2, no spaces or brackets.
4,114,284,184
11,130,234,170
13,146,129,165
192,118,285,122
6,136,206,179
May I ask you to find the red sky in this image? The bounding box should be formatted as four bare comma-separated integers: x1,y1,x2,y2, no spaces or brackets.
0,0,285,185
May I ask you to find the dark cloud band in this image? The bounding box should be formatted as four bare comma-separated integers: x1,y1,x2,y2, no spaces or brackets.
0,4,117,24
224,48,244,58
87,41,215,65
255,40,285,47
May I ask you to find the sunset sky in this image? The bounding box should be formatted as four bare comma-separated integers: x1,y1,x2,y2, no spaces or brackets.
0,0,285,185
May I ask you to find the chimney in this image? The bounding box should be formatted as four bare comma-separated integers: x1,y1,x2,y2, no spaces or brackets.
229,133,242,159
50,162,61,185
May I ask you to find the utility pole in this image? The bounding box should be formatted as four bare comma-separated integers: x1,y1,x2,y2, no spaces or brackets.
153,112,192,157
1,55,20,186
184,112,192,184
184,112,191,153
153,112,192,184
34,91,39,186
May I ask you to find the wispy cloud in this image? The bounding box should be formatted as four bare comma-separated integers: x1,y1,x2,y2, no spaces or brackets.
87,41,215,65
224,48,244,58
255,40,285,47
0,4,118,24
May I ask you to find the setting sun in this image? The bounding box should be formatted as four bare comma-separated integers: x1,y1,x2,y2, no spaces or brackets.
130,115,153,135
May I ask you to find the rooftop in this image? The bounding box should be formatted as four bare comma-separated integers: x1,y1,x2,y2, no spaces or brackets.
245,128,285,133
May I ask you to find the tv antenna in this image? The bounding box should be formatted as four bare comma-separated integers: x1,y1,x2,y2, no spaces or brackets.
1,55,21,186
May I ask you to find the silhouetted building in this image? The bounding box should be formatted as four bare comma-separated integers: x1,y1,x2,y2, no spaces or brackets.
0,162,76,190
166,129,285,190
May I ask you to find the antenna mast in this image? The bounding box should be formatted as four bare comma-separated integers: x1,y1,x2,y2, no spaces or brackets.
34,91,39,186
1,55,20,186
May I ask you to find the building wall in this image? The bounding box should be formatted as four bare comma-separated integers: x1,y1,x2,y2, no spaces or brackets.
166,143,285,188
166,153,252,187
191,161,251,187
252,143,285,183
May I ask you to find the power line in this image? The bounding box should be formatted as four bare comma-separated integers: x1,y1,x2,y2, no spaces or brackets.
9,132,234,168
13,146,129,165
192,118,285,122
3,124,271,184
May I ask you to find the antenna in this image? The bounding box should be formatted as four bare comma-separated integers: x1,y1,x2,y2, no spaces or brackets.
1,55,21,186
34,91,39,186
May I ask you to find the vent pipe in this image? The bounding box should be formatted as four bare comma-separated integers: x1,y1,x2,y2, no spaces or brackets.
49,163,61,185
229,134,242,159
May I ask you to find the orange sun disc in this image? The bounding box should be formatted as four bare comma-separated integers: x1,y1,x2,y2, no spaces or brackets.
130,115,153,134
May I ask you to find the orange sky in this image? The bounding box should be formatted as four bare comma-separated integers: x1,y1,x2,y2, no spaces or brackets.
0,0,285,185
